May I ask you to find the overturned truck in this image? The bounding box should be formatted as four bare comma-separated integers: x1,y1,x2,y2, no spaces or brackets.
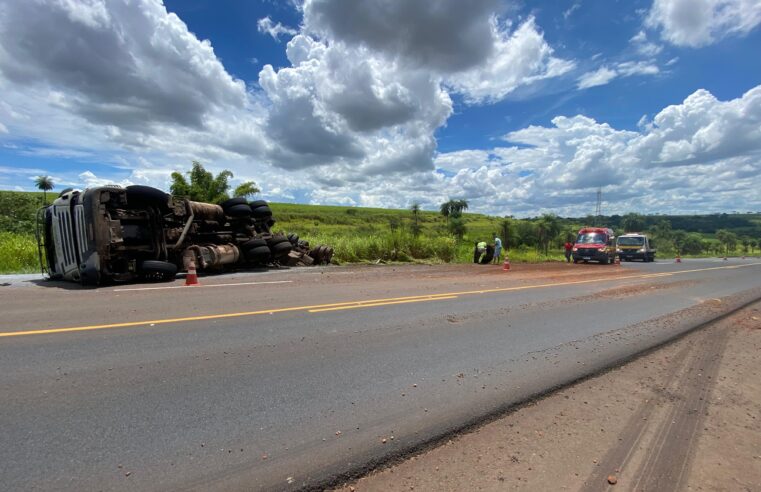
39,185,333,285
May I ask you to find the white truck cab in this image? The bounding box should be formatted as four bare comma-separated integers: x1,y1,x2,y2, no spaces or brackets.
616,233,656,262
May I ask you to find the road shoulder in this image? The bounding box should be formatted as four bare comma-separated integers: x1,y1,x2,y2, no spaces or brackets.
335,302,761,492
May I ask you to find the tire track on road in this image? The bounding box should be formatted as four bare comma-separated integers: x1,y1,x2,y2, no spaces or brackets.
581,316,730,491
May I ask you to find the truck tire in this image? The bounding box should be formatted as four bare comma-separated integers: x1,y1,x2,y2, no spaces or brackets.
241,238,267,251
226,203,252,217
271,241,292,258
221,197,248,210
245,245,271,263
323,246,334,264
139,260,177,281
310,245,324,262
251,205,272,219
287,233,299,245
249,200,268,209
126,185,170,211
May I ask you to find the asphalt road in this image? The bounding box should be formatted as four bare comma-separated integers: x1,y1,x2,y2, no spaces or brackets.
1,259,760,491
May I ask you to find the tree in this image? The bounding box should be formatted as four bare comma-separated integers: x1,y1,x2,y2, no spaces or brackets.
439,201,451,224
170,161,258,204
34,175,54,204
672,230,688,255
741,236,753,254
410,202,422,237
450,199,469,217
448,216,466,239
535,213,561,254
440,198,469,224
233,181,260,199
681,233,704,255
715,229,738,255
651,219,673,245
621,213,645,233
500,219,510,251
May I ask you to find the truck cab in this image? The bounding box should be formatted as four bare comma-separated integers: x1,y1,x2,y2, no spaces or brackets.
572,227,616,264
616,233,656,262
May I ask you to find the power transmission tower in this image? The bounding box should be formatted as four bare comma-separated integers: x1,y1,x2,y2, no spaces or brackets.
594,187,602,226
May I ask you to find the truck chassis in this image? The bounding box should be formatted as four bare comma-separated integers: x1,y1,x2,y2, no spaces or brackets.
38,185,332,286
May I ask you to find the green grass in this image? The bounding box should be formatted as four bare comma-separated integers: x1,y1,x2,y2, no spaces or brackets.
1,190,759,274
0,232,39,274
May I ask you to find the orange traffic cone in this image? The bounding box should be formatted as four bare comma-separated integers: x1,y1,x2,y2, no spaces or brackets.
675,254,681,263
185,259,199,286
502,257,511,271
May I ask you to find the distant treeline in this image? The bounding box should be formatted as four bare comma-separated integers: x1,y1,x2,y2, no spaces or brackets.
600,213,761,236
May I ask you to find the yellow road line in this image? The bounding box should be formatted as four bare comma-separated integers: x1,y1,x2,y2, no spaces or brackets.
308,296,458,313
2,262,760,338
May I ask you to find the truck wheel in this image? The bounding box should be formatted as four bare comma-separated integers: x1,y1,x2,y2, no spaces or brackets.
271,241,292,258
251,205,272,219
139,260,177,281
324,246,334,264
241,238,267,250
221,197,248,210
249,200,268,209
126,185,170,211
226,203,252,217
245,245,271,263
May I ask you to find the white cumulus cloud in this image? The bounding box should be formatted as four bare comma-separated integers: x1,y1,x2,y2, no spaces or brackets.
446,17,576,104
647,0,761,47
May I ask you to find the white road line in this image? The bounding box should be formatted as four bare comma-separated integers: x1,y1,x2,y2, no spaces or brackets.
113,280,293,292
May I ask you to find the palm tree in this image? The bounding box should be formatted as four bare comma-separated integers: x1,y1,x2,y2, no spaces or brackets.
536,213,561,254
715,229,737,256
439,201,452,224
451,199,469,217
170,161,258,204
34,175,54,204
233,181,260,199
410,202,421,237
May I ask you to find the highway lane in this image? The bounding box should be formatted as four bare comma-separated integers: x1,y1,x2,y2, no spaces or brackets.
1,259,760,490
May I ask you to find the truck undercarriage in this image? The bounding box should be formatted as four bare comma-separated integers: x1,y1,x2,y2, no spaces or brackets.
39,185,333,286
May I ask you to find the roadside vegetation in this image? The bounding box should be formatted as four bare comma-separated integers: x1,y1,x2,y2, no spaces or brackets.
1,164,760,273
0,231,39,274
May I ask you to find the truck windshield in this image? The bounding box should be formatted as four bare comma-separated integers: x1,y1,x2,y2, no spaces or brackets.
618,236,645,246
576,233,606,244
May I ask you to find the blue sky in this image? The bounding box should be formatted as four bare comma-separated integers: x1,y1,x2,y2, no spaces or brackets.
1,0,760,216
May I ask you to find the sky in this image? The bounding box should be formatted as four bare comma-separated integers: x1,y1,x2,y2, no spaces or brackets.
0,0,760,217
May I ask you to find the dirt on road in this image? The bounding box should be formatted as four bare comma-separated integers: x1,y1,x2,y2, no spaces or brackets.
334,302,761,492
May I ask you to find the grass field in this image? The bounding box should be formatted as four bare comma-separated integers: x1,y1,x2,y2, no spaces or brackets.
0,190,758,274
268,202,524,264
